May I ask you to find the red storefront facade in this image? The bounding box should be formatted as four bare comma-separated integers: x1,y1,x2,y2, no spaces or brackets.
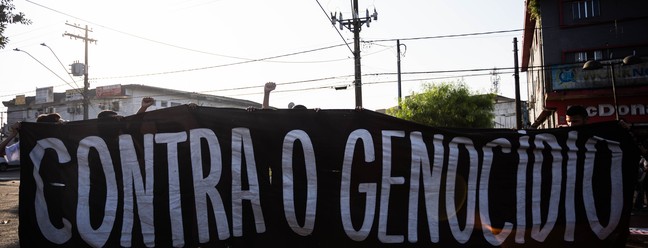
521,0,648,137
546,86,648,126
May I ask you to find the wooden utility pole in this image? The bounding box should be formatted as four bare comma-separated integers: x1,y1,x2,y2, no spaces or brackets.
397,39,404,109
64,23,96,120
513,37,522,129
352,2,362,108
330,0,377,108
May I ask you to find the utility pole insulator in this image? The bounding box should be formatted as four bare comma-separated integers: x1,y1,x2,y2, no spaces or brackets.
330,0,378,108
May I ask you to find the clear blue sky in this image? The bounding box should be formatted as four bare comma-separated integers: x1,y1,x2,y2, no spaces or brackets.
1,0,527,116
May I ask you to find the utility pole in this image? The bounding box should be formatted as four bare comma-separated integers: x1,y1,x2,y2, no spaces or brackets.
513,37,522,129
397,39,406,109
64,23,96,120
331,0,377,108
1,111,4,138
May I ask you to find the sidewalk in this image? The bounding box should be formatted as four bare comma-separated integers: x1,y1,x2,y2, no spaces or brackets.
0,180,19,248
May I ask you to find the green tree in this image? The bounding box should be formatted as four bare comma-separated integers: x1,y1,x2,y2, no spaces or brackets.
1,0,31,49
387,81,496,128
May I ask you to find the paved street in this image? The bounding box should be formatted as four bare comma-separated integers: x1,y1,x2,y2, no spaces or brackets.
0,169,20,248
0,169,19,181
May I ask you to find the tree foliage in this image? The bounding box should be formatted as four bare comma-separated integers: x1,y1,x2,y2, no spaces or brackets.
387,82,496,128
528,0,541,21
0,0,31,49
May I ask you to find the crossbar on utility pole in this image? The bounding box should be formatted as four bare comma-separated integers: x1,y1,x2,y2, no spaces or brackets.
64,23,97,120
330,0,377,108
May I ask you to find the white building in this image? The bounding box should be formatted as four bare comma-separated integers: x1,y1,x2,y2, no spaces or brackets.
1,84,261,130
493,95,529,129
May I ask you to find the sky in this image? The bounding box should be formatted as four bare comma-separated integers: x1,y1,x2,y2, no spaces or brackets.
1,0,528,117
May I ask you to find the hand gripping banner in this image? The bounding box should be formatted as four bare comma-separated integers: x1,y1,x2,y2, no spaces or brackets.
18,106,640,247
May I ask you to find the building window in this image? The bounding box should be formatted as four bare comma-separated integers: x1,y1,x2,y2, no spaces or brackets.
572,0,600,20
573,50,604,62
161,101,168,107
576,52,587,62
593,50,603,60
111,101,120,111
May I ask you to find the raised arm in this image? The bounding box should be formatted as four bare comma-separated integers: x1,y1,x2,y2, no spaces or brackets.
136,97,155,114
0,122,20,156
262,82,276,109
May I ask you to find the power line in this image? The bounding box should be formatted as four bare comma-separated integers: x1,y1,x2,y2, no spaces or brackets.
366,67,516,76
85,33,509,81
25,0,252,61
25,1,530,61
199,66,516,95
25,0,345,65
1,64,519,100
15,1,533,100
1,69,513,115
91,43,347,80
315,0,354,55
24,0,529,83
226,71,508,97
40,43,81,90
12,48,79,92
366,29,524,43
0,82,74,99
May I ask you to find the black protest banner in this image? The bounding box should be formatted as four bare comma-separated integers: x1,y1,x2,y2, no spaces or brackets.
18,106,640,247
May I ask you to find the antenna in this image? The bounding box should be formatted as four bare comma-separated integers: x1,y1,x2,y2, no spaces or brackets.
490,68,500,94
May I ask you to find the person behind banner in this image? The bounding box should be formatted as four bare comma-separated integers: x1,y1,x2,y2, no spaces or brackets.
247,82,320,111
566,105,588,127
0,122,21,163
97,97,155,120
634,142,648,212
262,82,275,109
247,82,276,111
0,113,64,164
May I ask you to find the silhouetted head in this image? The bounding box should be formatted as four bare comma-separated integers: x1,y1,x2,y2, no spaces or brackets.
97,110,121,119
566,105,588,126
36,113,63,123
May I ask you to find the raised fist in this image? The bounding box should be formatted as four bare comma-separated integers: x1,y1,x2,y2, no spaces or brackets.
141,97,155,108
264,82,276,93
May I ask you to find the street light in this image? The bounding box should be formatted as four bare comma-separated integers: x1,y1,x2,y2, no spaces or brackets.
41,43,78,86
13,48,70,85
582,55,644,120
